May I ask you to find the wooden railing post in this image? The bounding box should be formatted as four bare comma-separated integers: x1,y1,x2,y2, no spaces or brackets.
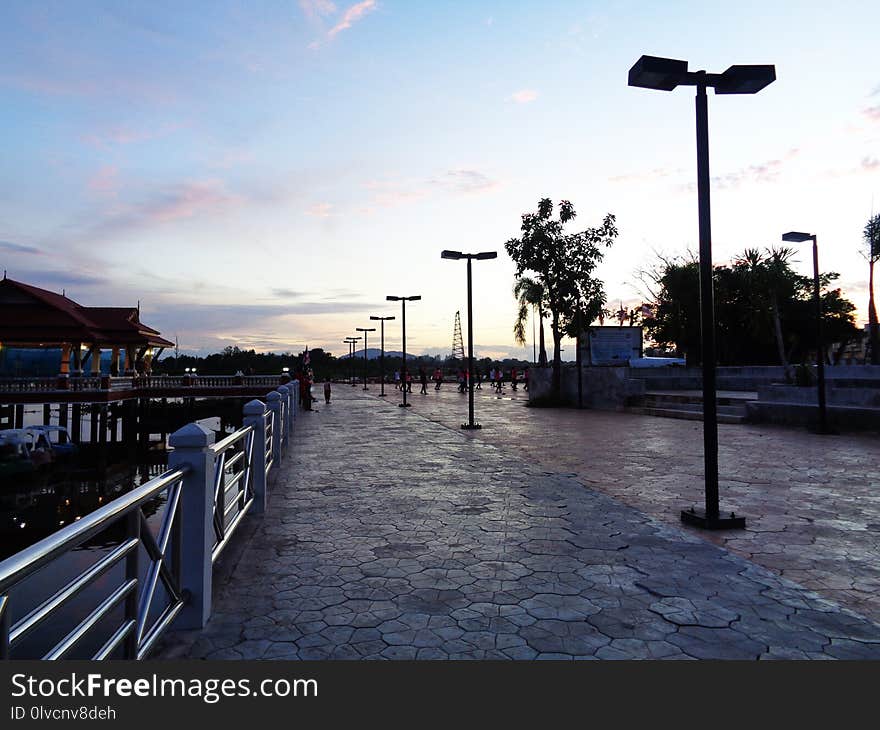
243,400,268,514
167,423,215,629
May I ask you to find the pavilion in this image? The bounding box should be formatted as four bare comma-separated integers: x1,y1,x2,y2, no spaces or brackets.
0,276,173,377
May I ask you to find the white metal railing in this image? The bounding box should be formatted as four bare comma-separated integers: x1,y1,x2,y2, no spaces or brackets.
0,381,298,660
0,468,188,660
210,427,255,563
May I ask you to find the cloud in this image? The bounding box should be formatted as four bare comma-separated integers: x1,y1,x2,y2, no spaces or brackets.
427,169,498,194
508,89,538,104
87,165,119,194
863,157,880,171
305,202,333,217
0,240,42,256
3,267,109,290
82,124,180,149
677,149,800,192
272,288,306,299
864,106,880,122
327,0,377,38
299,0,337,19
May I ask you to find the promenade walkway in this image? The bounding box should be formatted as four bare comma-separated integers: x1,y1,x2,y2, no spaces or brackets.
161,385,880,660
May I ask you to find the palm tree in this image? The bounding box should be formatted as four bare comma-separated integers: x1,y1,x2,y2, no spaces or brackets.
513,276,548,366
865,214,880,364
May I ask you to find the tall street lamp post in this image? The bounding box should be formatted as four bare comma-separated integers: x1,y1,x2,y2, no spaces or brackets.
370,315,396,397
344,337,360,386
356,327,376,390
441,250,497,429
629,55,775,530
386,295,420,407
782,231,832,434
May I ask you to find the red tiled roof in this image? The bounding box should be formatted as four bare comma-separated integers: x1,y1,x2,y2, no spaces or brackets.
0,278,173,348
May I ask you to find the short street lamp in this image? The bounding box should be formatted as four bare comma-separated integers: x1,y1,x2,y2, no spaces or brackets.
782,231,833,435
356,327,376,390
629,54,776,531
386,295,421,407
441,250,497,429
370,315,396,397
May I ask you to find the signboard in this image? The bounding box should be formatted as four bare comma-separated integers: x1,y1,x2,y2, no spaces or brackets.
581,326,643,365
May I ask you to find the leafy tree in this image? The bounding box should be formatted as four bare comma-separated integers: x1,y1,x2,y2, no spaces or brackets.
513,276,548,367
505,199,617,399
865,214,880,364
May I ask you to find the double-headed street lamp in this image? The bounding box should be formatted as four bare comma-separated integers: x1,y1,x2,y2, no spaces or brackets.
441,250,497,429
782,231,833,435
629,55,775,530
386,295,420,408
370,315,396,397
344,337,360,386
355,327,376,390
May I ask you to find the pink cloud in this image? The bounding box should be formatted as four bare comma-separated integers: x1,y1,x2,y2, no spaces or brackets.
82,122,182,150
305,202,333,217
509,89,538,104
88,165,120,194
864,106,880,122
143,180,239,223
299,0,337,19
327,0,377,38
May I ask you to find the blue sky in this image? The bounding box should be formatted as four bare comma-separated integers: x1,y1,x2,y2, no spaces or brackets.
1,1,878,359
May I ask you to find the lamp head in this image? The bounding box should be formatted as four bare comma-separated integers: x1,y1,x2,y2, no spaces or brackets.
386,295,400,301
714,64,775,94
782,231,814,243
406,295,422,301
441,250,463,260
628,55,688,91
475,251,498,260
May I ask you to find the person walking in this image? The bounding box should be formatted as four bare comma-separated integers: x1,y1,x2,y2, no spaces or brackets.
511,366,518,391
433,367,443,390
394,370,400,390
524,367,530,392
323,380,332,404
405,371,413,393
419,367,428,395
494,367,503,393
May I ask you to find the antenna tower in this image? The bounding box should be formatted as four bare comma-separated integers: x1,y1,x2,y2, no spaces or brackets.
451,311,465,361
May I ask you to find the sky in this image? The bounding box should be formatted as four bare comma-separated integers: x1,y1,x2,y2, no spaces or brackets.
1,0,878,361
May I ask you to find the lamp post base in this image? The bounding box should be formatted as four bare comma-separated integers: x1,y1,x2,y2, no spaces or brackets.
379,393,387,397
398,403,412,408
680,508,746,530
461,423,482,430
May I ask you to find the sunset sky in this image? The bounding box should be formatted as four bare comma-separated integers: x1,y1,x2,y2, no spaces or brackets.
1,1,878,361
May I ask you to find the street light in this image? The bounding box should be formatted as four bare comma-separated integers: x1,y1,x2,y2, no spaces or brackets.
370,315,396,397
629,55,775,530
344,337,360,386
441,250,497,429
356,327,376,390
386,295,421,407
782,231,833,434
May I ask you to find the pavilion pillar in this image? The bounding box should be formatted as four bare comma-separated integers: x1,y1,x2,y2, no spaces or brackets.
59,343,71,375
124,345,136,376
143,350,153,375
72,343,83,376
90,344,102,376
111,346,121,376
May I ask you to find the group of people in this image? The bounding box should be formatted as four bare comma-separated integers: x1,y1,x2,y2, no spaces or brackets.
388,366,529,394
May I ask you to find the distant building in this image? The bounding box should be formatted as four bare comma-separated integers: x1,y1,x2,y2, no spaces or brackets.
0,276,173,377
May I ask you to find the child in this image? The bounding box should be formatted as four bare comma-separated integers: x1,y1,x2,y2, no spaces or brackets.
324,381,332,404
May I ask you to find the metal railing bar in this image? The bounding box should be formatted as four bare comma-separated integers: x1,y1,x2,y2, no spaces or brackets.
224,450,245,472
223,471,245,495
136,598,185,660
0,595,9,660
9,538,138,647
211,497,253,564
223,497,241,519
93,620,135,660
0,467,189,593
43,578,137,660
211,427,250,455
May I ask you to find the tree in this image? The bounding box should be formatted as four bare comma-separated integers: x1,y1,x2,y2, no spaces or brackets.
865,214,880,364
505,199,617,399
513,276,548,367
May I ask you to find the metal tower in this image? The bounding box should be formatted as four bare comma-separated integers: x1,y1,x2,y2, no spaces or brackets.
451,311,465,361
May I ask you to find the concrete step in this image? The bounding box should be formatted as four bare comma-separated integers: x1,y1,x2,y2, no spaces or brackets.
628,406,746,424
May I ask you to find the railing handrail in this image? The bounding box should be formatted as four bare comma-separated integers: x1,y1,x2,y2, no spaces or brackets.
211,425,253,455
0,466,189,593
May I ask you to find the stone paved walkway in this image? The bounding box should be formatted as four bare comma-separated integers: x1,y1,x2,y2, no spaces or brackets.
161,386,880,660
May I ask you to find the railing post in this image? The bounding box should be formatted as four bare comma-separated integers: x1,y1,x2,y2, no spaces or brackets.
291,379,300,418
277,385,293,448
167,423,215,629
243,399,268,514
267,391,283,472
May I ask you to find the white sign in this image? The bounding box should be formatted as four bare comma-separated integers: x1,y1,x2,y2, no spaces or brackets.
581,327,643,365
